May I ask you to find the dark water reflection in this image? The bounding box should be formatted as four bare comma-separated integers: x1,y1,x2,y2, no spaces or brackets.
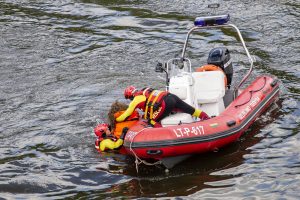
0,0,299,199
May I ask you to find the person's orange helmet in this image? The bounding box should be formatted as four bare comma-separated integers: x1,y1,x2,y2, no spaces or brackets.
124,86,136,100
94,123,109,137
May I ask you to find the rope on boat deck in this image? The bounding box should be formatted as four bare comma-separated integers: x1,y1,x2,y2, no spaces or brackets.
129,127,162,173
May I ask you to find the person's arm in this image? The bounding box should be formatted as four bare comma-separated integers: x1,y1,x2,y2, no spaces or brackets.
116,95,146,122
99,138,124,151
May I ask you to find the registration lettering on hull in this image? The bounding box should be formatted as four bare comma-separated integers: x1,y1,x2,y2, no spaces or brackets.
173,125,205,138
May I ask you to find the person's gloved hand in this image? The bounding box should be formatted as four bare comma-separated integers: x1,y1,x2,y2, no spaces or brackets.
199,111,210,120
120,127,129,140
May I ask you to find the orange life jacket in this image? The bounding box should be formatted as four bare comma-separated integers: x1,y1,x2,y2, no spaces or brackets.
113,110,139,138
195,64,228,87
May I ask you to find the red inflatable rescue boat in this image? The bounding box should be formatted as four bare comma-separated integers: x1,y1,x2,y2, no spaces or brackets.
121,15,280,168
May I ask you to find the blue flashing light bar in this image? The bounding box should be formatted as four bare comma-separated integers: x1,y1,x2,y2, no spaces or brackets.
194,14,230,27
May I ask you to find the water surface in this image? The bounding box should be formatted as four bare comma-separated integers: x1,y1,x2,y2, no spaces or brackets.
0,0,299,199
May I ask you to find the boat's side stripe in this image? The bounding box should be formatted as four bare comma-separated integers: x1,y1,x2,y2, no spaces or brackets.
126,85,280,148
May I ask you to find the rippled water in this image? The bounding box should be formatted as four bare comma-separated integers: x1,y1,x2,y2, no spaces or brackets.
0,0,299,199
